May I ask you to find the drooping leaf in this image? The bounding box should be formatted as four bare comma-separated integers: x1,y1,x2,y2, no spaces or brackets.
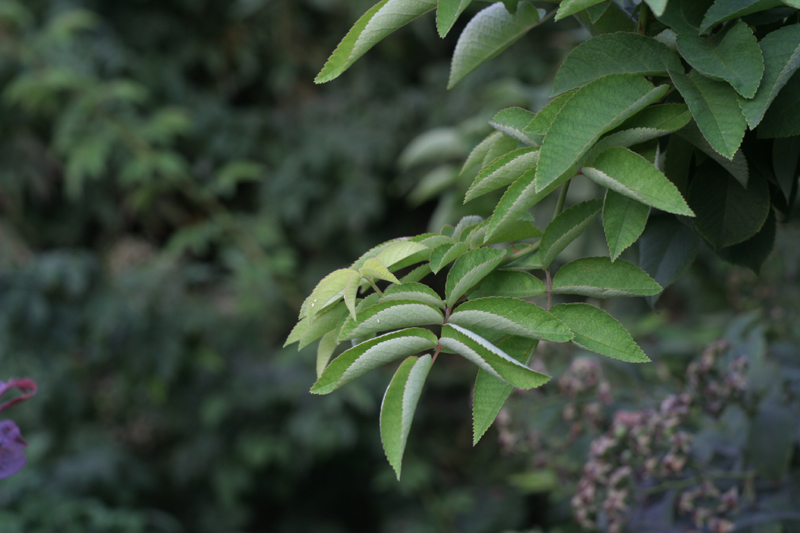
471,270,546,298
344,271,362,320
482,213,542,245
583,147,695,216
739,24,800,129
381,282,446,309
638,215,701,305
449,297,573,342
772,136,800,200
465,147,540,202
375,241,431,269
643,0,669,16
688,160,770,249
500,250,543,271
555,0,609,21
758,70,800,138
550,303,650,362
429,241,469,273
315,0,437,84
539,199,603,269
536,75,669,192
656,0,715,34
448,2,545,88
603,189,650,261
445,248,507,307
717,208,776,273
306,268,361,321
551,257,662,298
472,337,537,445
338,300,444,341
552,33,683,95
440,324,551,387
676,120,749,186
437,0,475,37
677,21,764,98
317,331,338,377
489,107,538,145
522,92,576,145
700,0,784,33
381,355,432,480
360,258,401,284
669,70,747,160
311,328,438,394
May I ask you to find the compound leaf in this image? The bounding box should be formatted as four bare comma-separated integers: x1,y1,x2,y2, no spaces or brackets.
360,258,401,284
445,248,507,306
465,147,540,202
381,282,446,309
338,300,444,341
450,296,573,342
551,257,662,298
603,189,650,261
540,199,603,269
429,241,469,273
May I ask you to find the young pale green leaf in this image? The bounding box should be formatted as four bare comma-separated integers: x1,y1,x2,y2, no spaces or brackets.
360,258,400,284
677,21,764,98
344,271,362,320
669,70,747,160
381,282,445,309
739,24,800,129
603,189,650,261
583,147,694,216
338,300,444,341
550,303,650,362
393,233,456,272
465,147,540,202
441,324,551,387
638,216,701,306
551,257,662,298
315,0,436,84
429,241,469,273
461,131,506,176
307,268,360,321
380,354,432,480
676,121,749,186
489,107,538,145
552,34,683,95
317,331,338,377
445,248,507,307
700,0,785,33
375,241,430,269
284,317,308,348
453,215,485,241
472,337,538,445
536,75,669,192
656,0,714,34
448,2,545,88
522,92,576,145
539,200,603,269
500,250,543,271
482,213,542,245
472,270,546,298
450,297,573,342
437,0,474,37
350,238,407,270
400,264,433,284
688,160,770,249
485,164,577,242
299,303,349,350
643,0,668,16
311,328,438,395
717,208,776,273
555,0,608,21
759,71,800,138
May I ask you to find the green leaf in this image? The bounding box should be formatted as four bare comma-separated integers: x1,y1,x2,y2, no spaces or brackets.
717,208,776,273
360,258,401,284
758,70,800,138
338,300,444,341
316,331,338,377
500,250,543,271
669,70,747,160
550,303,650,362
299,303,349,350
344,271,362,320
676,120,749,186
539,199,603,269
555,0,608,21
643,0,669,16
574,2,636,34
375,241,431,269
772,136,800,200
472,337,537,445
522,92,576,145
656,0,714,34
465,147,540,202
586,1,611,22
551,257,662,298
664,134,694,194
700,0,784,33
489,107,538,145
603,190,650,261
381,282,446,309
315,0,436,84
307,268,361,321
453,215,485,241
429,241,469,273
677,21,764,98
284,317,308,348
582,147,695,216
381,355,432,480
461,131,507,176
739,24,800,129
552,33,684,95
400,263,433,284
485,164,576,242
688,160,770,249
482,213,542,245
744,402,796,479
471,270,546,298
445,248,508,307
450,297,573,342
437,0,474,37
350,238,407,270
536,75,669,192
613,103,692,132
440,324,551,387
448,2,544,88
638,215,701,305
311,328,438,394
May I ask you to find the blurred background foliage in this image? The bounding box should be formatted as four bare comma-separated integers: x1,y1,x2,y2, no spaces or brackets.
0,0,798,532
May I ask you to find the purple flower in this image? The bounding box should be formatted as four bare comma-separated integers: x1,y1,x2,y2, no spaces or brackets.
0,419,28,479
